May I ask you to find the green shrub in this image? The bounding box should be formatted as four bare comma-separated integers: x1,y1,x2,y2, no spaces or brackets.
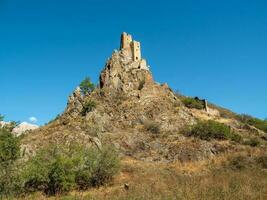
75,146,120,189
0,128,20,164
144,121,160,134
79,77,95,96
238,114,267,133
82,100,96,116
0,129,21,197
182,97,204,110
22,146,76,195
22,144,120,195
185,120,241,141
0,114,4,121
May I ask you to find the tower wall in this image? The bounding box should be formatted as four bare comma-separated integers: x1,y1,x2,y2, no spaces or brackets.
120,32,132,49
131,41,141,61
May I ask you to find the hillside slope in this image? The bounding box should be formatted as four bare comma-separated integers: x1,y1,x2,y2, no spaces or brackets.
22,33,266,163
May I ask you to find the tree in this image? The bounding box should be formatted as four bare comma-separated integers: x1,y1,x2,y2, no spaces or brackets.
0,129,20,164
0,129,21,197
0,114,4,122
79,77,95,96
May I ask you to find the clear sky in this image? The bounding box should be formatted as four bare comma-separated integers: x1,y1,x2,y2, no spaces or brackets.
0,0,267,125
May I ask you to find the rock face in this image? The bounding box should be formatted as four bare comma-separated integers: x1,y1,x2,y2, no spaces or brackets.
100,32,153,95
23,32,249,162
12,122,39,136
64,87,84,118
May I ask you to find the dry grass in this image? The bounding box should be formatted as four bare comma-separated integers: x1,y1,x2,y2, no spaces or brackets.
15,151,267,200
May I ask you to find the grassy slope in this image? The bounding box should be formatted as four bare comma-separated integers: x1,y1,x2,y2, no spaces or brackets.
18,150,267,200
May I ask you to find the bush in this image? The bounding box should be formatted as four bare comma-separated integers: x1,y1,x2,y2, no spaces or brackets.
0,114,4,121
81,100,96,116
22,146,76,195
0,128,20,164
144,121,160,134
0,128,21,197
75,146,120,189
185,120,241,141
182,97,204,110
22,144,120,195
238,114,267,133
79,77,95,96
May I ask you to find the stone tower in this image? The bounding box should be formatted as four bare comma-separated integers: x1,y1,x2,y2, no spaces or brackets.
120,32,132,49
120,32,141,61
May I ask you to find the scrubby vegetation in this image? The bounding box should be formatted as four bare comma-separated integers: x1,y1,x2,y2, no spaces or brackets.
0,128,20,163
19,153,267,200
0,135,120,198
208,103,267,134
181,97,205,110
238,114,267,133
79,77,95,96
81,100,97,116
184,120,242,142
143,120,160,134
0,114,4,121
0,128,21,197
208,103,239,119
22,144,120,195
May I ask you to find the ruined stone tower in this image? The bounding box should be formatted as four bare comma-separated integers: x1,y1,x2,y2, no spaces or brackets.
100,32,151,92
120,32,141,61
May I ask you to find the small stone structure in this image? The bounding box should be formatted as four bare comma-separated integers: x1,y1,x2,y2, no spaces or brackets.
120,32,141,61
194,97,209,112
100,32,152,92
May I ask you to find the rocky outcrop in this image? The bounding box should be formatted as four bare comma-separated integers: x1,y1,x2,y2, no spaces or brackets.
100,51,153,95
64,87,84,117
23,32,253,163
12,122,39,136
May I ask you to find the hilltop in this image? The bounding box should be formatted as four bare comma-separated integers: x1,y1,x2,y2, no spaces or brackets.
17,32,267,199
22,33,266,160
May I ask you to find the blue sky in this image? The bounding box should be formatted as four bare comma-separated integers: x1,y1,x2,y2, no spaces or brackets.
0,0,267,125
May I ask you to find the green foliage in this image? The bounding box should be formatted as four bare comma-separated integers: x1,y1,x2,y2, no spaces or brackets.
82,100,97,116
0,129,21,198
185,120,241,142
21,144,120,195
0,114,4,121
22,146,76,195
238,114,267,133
3,121,20,132
0,128,20,164
144,121,161,134
181,97,204,109
75,146,120,189
79,77,95,96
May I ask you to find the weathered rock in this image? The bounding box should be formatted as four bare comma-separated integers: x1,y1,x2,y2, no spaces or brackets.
21,32,260,164
12,122,39,136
